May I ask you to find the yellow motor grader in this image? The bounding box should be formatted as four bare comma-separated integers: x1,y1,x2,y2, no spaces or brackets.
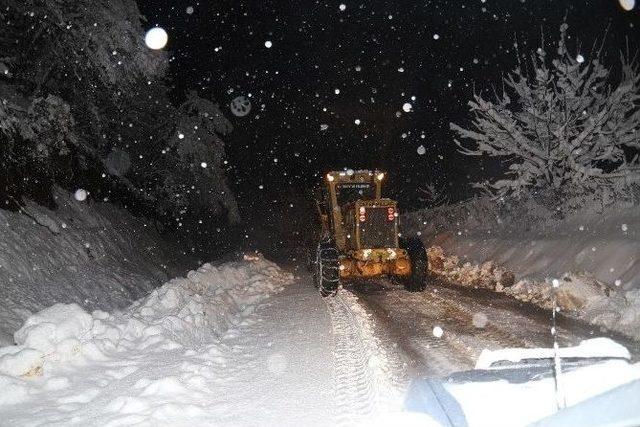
313,170,427,296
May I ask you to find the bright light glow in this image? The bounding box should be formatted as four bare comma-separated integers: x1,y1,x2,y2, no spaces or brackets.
619,0,635,11
326,173,334,182
376,172,385,181
145,27,168,50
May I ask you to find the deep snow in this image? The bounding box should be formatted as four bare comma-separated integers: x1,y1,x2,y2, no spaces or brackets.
0,256,294,425
0,256,403,426
1,254,639,426
0,188,191,346
404,198,640,340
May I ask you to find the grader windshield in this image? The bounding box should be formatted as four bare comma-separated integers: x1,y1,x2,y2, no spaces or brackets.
336,183,376,206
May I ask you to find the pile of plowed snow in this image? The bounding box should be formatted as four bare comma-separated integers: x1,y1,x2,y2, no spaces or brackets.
0,187,191,345
405,198,640,341
0,255,292,424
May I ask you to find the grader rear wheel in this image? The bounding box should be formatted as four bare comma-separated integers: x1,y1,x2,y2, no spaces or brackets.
399,237,427,292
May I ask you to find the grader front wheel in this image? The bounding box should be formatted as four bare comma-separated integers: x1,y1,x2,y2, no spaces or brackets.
314,242,340,297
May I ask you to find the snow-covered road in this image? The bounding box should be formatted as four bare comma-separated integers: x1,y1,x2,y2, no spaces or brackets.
1,255,638,426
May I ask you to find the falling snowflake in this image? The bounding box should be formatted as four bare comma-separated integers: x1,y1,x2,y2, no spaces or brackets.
144,27,168,50
402,102,412,112
432,326,443,338
622,223,628,232
417,145,426,155
576,54,585,63
178,133,185,139
320,124,329,131
339,4,346,11
230,96,251,117
354,119,361,125
334,88,340,95
264,40,273,48
200,162,207,168
186,6,194,14
74,189,87,202
619,0,635,11
433,34,440,40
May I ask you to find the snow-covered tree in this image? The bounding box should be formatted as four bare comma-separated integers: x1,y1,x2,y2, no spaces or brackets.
418,182,449,207
1,1,239,226
451,23,640,199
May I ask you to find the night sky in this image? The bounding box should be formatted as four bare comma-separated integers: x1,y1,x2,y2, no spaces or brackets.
136,0,638,244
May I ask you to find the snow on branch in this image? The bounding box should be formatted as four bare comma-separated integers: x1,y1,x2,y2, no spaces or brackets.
451,23,640,199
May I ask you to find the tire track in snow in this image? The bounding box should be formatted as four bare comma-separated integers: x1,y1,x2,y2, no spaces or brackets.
325,289,403,426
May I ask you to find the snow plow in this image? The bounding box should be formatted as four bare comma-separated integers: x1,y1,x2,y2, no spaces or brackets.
313,170,427,297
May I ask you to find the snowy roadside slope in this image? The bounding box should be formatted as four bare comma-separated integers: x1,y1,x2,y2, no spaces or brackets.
0,255,293,426
0,188,190,345
404,200,640,340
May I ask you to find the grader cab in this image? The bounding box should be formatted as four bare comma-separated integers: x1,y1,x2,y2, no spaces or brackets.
313,170,427,297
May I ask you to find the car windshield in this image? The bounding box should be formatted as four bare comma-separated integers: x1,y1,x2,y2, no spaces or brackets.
1,1,639,426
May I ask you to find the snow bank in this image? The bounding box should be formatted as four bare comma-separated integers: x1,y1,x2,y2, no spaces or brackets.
0,255,293,422
0,187,190,345
1,255,291,376
405,198,640,341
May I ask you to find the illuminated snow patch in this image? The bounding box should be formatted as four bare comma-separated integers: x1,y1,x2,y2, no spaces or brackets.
472,313,488,329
